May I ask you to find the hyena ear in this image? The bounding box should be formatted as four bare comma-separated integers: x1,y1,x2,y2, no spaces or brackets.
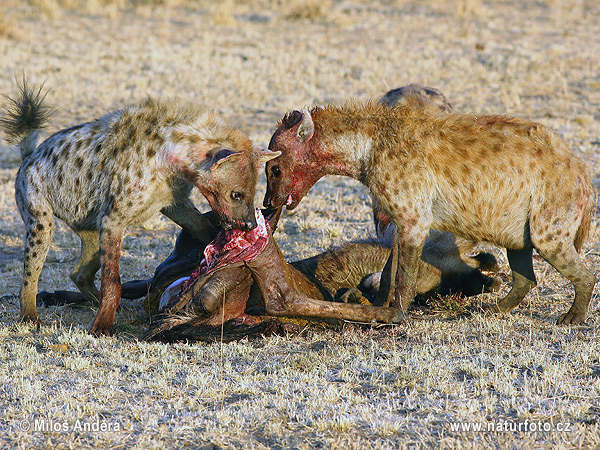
204,148,240,172
296,109,314,142
253,145,281,164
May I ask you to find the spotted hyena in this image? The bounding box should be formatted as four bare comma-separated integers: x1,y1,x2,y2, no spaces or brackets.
1,79,279,335
264,95,595,324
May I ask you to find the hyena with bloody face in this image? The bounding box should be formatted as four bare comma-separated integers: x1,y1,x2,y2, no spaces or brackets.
1,79,279,335
264,97,595,324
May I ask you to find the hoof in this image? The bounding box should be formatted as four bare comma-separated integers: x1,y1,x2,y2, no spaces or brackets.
89,320,114,337
391,310,409,324
484,305,501,314
337,288,367,304
556,312,586,325
483,302,512,314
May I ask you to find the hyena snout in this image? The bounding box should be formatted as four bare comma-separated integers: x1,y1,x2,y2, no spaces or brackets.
210,146,282,231
262,169,277,209
238,216,257,232
263,184,295,210
262,190,276,209
218,207,257,231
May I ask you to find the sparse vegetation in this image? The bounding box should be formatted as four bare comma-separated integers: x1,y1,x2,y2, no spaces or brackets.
426,293,471,316
282,0,332,21
1,1,599,448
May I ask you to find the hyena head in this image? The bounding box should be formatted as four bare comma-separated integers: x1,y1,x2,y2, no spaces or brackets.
264,108,322,210
201,145,280,231
379,84,453,111
167,118,280,231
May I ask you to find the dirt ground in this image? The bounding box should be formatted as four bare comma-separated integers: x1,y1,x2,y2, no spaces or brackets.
0,1,599,448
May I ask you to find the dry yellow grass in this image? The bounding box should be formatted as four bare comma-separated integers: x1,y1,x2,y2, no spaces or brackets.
1,0,599,448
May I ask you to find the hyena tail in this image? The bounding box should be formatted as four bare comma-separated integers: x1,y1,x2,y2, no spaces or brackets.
0,76,53,159
574,181,594,253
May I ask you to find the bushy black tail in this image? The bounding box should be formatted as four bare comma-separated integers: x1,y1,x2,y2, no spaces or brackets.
1,76,53,159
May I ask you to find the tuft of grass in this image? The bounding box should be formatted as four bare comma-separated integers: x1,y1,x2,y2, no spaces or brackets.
0,15,20,40
208,0,237,26
427,293,471,316
28,0,186,18
29,0,63,19
455,0,486,18
283,0,332,21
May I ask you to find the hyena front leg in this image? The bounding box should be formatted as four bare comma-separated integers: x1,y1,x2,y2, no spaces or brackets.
70,230,101,305
375,219,429,312
19,210,54,323
89,219,124,336
393,228,429,312
489,247,536,313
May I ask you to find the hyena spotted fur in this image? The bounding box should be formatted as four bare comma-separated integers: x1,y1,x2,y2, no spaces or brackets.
368,84,495,296
373,84,454,237
1,79,279,335
264,95,595,325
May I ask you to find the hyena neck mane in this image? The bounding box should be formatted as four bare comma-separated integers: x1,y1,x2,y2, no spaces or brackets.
145,100,253,179
309,104,377,183
310,100,434,185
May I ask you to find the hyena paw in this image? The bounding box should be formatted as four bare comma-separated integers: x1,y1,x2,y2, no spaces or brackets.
19,313,41,328
556,312,586,325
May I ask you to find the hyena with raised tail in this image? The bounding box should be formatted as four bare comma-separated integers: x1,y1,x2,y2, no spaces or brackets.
1,79,279,335
264,95,595,324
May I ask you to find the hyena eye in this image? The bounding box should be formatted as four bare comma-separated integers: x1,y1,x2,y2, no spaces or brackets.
231,191,244,201
271,166,281,178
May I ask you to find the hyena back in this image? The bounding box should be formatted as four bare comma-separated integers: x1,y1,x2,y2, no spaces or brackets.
1,79,279,335
264,98,595,324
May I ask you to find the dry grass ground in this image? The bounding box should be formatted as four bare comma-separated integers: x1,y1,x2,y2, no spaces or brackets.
1,0,599,448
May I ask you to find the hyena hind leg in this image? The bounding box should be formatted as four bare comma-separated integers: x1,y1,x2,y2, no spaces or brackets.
537,244,596,325
489,247,537,313
19,210,54,323
70,230,101,305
